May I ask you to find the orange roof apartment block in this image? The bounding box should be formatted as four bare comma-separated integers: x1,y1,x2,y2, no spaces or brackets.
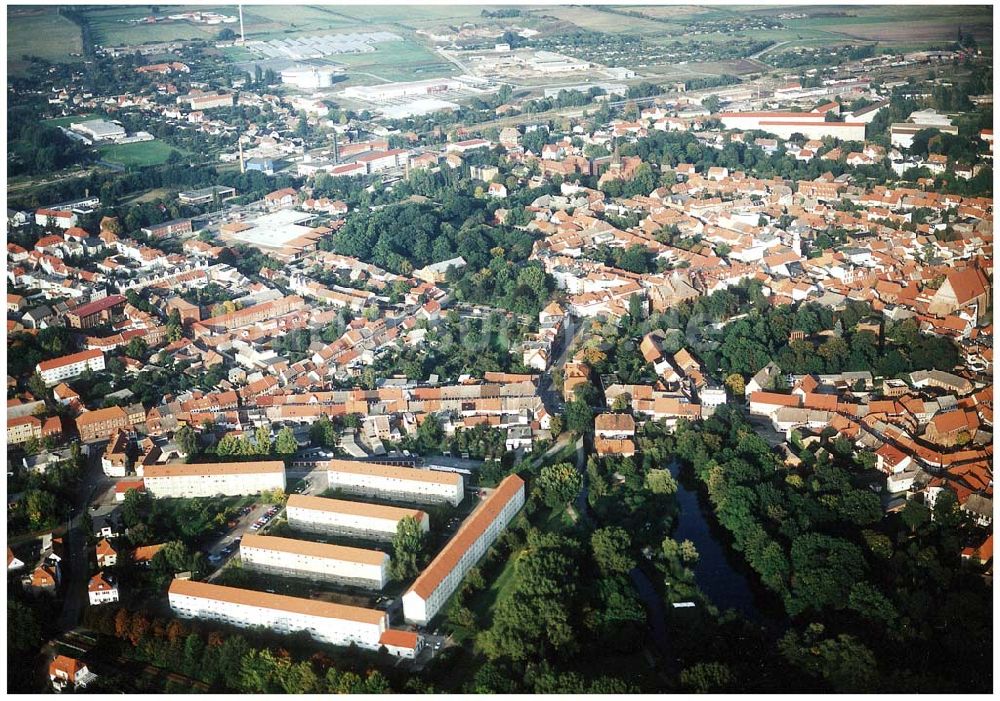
168,579,391,650
402,474,525,625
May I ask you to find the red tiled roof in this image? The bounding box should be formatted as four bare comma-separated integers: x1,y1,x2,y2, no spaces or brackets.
407,474,524,600
37,349,102,372
379,629,419,649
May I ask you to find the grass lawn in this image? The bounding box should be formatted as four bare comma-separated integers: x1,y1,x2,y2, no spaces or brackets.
7,7,83,73
43,114,96,129
124,187,173,205
97,141,184,167
540,503,576,533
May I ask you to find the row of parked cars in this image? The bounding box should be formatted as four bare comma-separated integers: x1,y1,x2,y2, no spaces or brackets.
250,504,280,531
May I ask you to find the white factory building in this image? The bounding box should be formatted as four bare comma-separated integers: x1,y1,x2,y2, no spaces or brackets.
326,460,464,506
280,65,340,89
239,534,390,589
341,77,465,102
69,119,127,143
36,350,106,386
168,579,391,650
142,461,286,498
718,111,866,141
286,494,430,540
402,474,525,625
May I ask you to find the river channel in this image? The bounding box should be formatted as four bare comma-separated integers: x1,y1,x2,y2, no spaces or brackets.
667,459,784,626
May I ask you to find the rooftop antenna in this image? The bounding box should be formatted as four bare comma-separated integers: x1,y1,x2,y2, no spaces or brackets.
238,5,245,45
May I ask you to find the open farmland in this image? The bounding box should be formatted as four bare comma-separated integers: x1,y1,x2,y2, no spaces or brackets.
7,7,83,73
534,5,678,35
773,5,993,43
237,5,361,38
329,38,456,83
82,5,226,45
329,5,489,29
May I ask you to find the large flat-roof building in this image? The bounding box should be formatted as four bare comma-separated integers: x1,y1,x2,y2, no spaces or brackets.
342,77,465,102
281,65,341,89
402,474,525,625
142,461,286,498
286,494,429,540
177,186,236,206
326,459,464,506
168,579,389,649
240,534,389,588
70,119,127,143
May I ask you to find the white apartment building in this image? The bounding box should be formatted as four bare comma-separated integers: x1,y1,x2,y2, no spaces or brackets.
168,579,389,649
36,350,105,386
240,534,390,589
402,474,525,625
142,461,286,498
326,460,463,506
286,494,430,541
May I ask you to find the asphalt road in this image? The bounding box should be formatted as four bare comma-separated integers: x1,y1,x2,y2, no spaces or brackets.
58,451,113,632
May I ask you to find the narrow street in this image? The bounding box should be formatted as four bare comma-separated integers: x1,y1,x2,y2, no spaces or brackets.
58,452,110,632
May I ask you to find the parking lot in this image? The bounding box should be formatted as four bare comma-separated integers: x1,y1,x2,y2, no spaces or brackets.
204,501,281,581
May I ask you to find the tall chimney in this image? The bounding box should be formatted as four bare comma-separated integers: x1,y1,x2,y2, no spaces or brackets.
238,139,245,173
238,5,245,44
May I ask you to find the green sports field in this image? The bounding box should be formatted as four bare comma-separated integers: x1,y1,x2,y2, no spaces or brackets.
97,141,185,168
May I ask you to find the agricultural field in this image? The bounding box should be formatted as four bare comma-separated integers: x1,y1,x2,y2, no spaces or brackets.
329,5,490,30
7,7,83,74
82,5,235,45
97,141,185,168
331,38,456,84
778,5,993,42
529,4,991,64
533,5,678,35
